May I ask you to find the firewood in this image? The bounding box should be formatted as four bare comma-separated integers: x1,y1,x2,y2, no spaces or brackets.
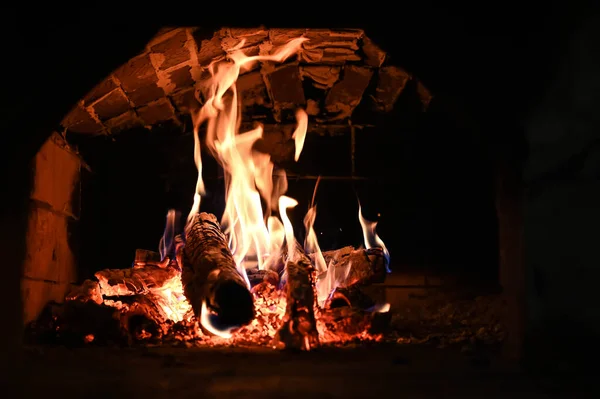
119,295,170,341
325,284,376,311
181,212,254,331
94,265,180,297
246,268,280,288
316,246,387,287
65,279,103,304
274,242,319,351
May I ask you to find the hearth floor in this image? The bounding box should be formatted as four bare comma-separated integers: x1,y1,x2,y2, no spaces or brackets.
14,344,593,398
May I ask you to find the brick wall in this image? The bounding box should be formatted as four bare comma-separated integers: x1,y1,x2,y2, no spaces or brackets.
21,133,82,324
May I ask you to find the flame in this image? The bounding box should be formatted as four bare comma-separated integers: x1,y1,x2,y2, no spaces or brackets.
358,205,391,273
315,259,353,308
304,205,326,275
187,37,308,274
159,209,180,261
278,195,298,262
200,300,235,339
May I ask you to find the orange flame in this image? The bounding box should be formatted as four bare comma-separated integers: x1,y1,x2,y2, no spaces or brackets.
358,205,391,273
187,37,308,277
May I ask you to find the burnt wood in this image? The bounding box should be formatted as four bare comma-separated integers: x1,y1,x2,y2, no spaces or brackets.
275,242,319,351
181,212,254,331
94,265,180,297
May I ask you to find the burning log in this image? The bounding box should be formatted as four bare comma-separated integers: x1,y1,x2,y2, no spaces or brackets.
275,243,319,351
66,279,103,304
317,246,387,287
181,212,255,331
326,284,376,311
119,295,170,341
94,265,180,297
246,268,280,288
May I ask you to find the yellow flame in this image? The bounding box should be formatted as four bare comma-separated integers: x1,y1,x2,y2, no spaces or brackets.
278,196,298,262
358,205,391,272
200,300,234,339
188,36,309,273
304,206,326,274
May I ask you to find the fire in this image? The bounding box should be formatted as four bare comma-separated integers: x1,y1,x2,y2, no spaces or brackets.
358,206,391,273
187,36,308,276
64,34,393,347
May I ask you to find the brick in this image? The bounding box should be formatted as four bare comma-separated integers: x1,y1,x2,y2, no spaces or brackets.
194,32,225,66
92,88,131,121
253,124,296,165
127,83,165,107
361,35,386,67
300,65,340,89
229,27,269,46
114,54,158,92
21,279,71,324
264,63,305,108
83,77,118,105
170,88,201,113
104,110,143,134
137,98,176,125
61,105,103,134
237,71,269,109
31,134,80,218
23,206,77,284
325,65,373,120
372,66,411,112
169,65,194,90
151,30,190,70
270,28,306,46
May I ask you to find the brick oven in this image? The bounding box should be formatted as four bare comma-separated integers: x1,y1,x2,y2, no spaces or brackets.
20,26,509,352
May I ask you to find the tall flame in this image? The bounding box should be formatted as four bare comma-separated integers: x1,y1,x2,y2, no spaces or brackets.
358,205,391,273
186,36,309,276
159,209,180,261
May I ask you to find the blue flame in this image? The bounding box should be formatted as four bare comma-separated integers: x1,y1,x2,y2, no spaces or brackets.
159,209,181,261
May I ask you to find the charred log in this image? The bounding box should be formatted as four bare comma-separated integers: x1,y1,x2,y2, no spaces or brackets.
94,265,180,297
317,246,387,287
66,279,103,304
326,284,376,311
119,295,170,342
182,212,254,331
275,243,319,351
246,268,280,288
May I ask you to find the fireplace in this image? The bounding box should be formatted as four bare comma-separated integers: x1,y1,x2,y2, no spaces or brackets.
22,27,505,353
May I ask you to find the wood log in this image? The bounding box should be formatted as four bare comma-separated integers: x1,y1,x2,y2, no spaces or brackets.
182,212,254,331
119,295,170,342
246,268,280,288
65,279,103,304
325,284,376,311
275,242,319,351
315,246,386,287
94,265,180,297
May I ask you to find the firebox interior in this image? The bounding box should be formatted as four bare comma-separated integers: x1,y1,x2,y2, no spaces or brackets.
25,26,502,350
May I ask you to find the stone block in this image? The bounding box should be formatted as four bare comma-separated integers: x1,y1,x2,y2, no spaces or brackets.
61,105,103,134
361,35,386,67
137,98,176,125
23,206,77,284
31,134,80,218
170,88,201,113
169,65,194,91
104,110,143,134
83,77,118,105
325,65,373,120
21,279,71,324
92,88,131,121
372,66,411,112
150,30,191,70
263,63,305,121
114,54,158,92
127,83,165,107
194,32,225,67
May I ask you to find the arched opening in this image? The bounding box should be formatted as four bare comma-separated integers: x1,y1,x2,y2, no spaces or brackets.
24,25,502,351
